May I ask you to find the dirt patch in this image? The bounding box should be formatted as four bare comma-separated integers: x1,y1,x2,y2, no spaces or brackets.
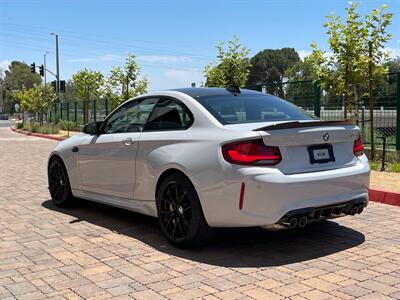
54,130,80,138
370,170,400,193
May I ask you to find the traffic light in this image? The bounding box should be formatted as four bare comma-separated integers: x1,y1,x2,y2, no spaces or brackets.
51,81,56,92
30,63,36,74
59,80,66,93
39,65,44,77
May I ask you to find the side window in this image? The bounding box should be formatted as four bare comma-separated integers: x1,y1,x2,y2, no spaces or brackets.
103,98,158,134
144,98,193,131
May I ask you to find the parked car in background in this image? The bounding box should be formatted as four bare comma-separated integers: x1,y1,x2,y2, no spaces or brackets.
0,114,9,120
47,87,370,247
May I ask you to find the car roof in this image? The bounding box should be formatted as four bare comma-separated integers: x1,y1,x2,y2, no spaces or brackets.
170,87,262,98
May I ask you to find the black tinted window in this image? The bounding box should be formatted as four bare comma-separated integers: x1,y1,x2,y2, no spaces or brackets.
144,98,193,131
104,98,157,133
196,94,316,125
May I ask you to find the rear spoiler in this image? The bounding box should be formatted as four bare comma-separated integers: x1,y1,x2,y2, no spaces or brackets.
254,120,355,131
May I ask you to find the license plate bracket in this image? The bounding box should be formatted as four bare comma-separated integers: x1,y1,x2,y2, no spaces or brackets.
307,144,335,164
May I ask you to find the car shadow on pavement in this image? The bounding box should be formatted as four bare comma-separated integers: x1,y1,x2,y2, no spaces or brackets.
42,199,365,268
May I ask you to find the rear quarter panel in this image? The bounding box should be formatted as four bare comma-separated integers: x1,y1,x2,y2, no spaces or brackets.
134,127,261,203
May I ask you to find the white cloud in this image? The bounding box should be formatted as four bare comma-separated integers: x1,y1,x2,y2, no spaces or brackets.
298,50,312,61
0,60,10,77
66,54,124,63
147,68,203,90
164,69,200,80
385,47,400,59
137,55,193,63
297,49,333,60
99,54,124,62
66,54,194,64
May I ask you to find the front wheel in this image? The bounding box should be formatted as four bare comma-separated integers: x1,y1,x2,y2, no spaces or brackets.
48,157,74,207
156,173,215,247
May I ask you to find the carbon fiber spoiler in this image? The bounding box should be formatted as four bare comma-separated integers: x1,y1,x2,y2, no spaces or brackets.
253,120,355,131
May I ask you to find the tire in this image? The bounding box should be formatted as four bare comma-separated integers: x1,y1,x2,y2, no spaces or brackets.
156,173,215,247
48,157,74,207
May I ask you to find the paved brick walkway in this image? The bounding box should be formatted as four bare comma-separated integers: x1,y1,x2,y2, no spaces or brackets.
1,127,400,299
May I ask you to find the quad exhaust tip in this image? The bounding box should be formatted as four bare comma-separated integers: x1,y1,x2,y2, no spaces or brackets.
349,205,364,216
298,216,308,228
350,206,358,216
282,217,298,229
283,216,308,229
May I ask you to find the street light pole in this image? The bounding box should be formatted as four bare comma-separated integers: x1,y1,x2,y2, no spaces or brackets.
51,33,60,124
51,33,60,103
43,51,50,86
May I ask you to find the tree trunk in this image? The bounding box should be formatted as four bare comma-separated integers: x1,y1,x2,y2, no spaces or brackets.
353,85,359,125
368,42,375,160
84,88,89,125
344,63,349,119
125,77,129,101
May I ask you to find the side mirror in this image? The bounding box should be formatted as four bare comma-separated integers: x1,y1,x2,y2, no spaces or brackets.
83,121,103,135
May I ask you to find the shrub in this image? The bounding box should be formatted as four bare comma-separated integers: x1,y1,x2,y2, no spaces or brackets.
15,122,24,129
22,122,59,134
389,163,400,173
59,120,76,131
369,161,380,171
29,123,39,133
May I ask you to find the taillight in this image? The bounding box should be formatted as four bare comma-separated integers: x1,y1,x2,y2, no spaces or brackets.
222,139,281,166
353,135,364,157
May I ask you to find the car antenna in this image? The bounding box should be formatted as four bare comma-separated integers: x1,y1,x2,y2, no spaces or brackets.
226,85,241,96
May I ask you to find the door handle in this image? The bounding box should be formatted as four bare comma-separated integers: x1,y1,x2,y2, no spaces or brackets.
122,137,135,146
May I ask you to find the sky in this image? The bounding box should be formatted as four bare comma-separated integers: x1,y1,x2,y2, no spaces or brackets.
1,0,399,91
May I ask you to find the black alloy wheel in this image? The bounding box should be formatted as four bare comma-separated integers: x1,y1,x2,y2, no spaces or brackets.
159,180,192,241
156,173,215,247
48,157,74,207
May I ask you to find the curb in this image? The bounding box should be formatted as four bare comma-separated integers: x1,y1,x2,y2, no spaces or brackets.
369,188,400,207
10,126,65,141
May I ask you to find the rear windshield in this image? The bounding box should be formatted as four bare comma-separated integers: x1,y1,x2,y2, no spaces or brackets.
195,93,316,125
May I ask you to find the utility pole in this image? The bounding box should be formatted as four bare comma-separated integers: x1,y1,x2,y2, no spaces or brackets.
51,33,60,103
51,33,60,123
43,51,50,86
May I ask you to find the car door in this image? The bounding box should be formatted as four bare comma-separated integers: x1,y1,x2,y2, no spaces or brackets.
77,98,158,199
133,97,194,201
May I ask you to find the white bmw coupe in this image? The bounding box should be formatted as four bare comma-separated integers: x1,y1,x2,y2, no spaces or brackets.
48,87,370,247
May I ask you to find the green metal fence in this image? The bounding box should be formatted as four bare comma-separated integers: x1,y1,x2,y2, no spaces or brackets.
247,72,400,150
41,98,112,128
33,72,400,150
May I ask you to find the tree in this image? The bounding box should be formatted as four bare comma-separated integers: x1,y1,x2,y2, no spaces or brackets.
364,4,392,159
11,84,55,125
204,36,251,88
62,80,79,102
287,56,315,82
308,2,393,159
285,56,316,105
105,54,148,108
2,61,42,114
247,48,300,97
72,69,104,124
386,56,400,73
310,2,367,119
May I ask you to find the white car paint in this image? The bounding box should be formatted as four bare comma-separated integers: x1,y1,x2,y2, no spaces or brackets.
48,89,370,227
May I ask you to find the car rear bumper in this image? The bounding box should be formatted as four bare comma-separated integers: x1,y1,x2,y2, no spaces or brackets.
199,157,370,227
276,197,368,228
